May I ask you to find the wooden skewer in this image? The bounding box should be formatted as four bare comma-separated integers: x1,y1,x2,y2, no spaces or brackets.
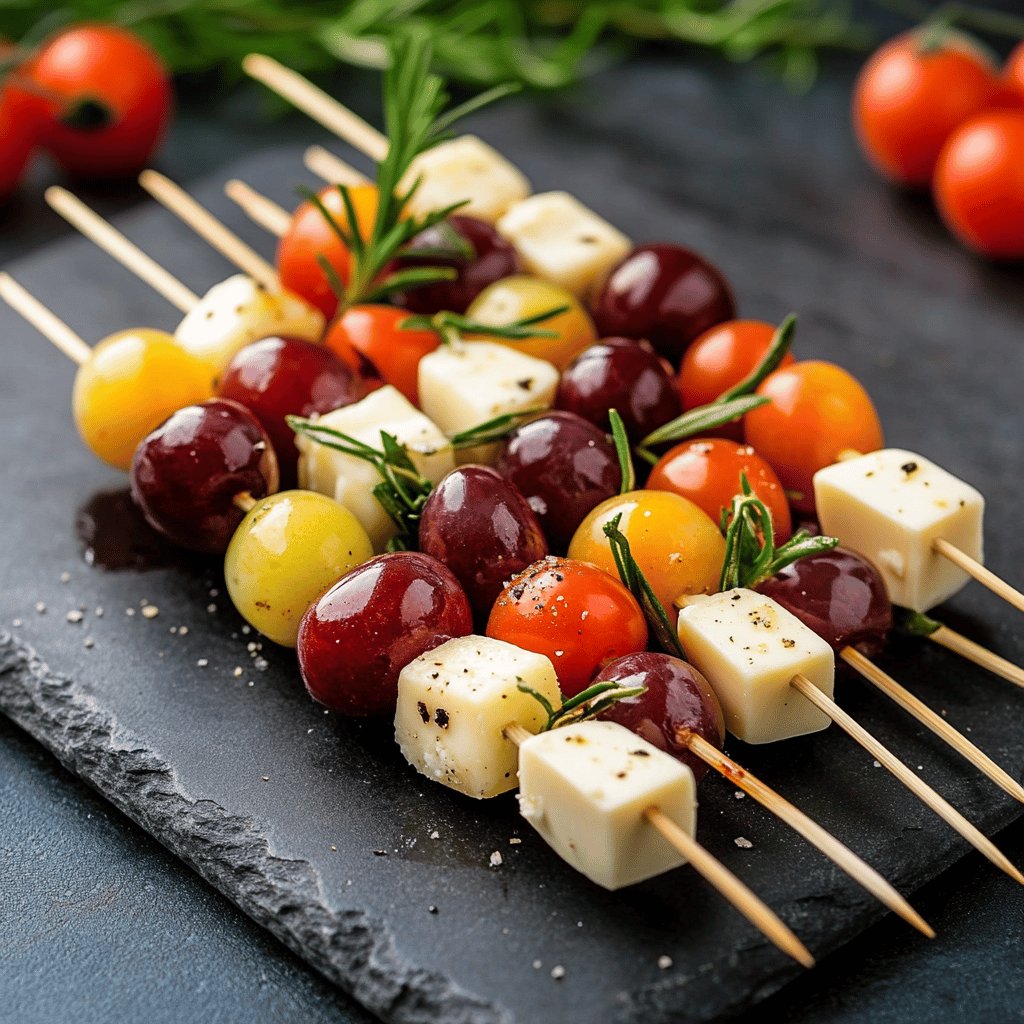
683,732,933,937
45,187,199,315
0,272,92,365
233,492,258,514
503,724,814,967
841,647,1024,804
790,674,1024,885
242,54,389,162
926,625,1024,689
138,170,280,293
304,145,372,187
225,180,289,238
933,537,1024,615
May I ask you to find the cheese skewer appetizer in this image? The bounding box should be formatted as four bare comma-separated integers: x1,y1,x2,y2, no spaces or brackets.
0,273,212,471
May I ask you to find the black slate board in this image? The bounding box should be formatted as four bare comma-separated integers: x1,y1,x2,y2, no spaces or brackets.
1,58,1023,1024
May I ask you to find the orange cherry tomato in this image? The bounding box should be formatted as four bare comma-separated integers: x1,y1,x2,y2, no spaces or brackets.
278,184,379,321
568,490,725,615
486,557,648,698
20,26,171,178
744,361,883,515
325,305,438,405
852,31,998,187
933,111,1024,259
648,438,792,544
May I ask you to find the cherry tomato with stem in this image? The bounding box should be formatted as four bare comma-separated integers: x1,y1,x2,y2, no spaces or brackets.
744,361,883,515
648,437,792,544
487,557,648,698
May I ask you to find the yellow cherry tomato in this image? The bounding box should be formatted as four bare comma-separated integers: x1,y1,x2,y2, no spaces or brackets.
465,274,597,370
71,329,213,471
568,490,725,614
224,490,373,647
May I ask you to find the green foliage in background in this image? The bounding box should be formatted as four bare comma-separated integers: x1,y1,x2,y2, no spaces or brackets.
0,0,872,91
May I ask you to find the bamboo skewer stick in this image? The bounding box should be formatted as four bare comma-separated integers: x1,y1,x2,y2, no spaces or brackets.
138,170,279,292
243,54,389,162
933,538,1024,615
0,273,92,365
503,723,814,967
790,675,1024,885
841,648,1024,804
304,145,372,186
45,188,199,314
224,180,290,238
927,626,1024,689
683,732,933,937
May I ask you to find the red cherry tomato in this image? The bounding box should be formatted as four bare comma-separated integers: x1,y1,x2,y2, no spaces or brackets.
0,81,39,199
20,26,171,178
486,557,648,698
277,184,379,320
852,31,998,187
933,111,1024,259
324,305,438,405
1003,42,1024,105
744,361,883,515
647,438,793,544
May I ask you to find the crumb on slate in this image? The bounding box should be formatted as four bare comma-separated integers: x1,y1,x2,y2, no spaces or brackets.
658,955,673,970
489,851,503,868
734,836,753,849
550,965,566,980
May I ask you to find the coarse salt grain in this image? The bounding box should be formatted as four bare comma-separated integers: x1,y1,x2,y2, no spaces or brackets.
550,965,566,980
489,851,503,867
66,610,84,624
657,955,673,970
734,837,753,849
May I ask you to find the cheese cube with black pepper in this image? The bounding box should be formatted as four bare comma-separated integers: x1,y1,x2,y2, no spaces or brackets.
677,589,834,744
518,721,697,890
814,449,984,612
394,635,561,799
417,341,559,464
496,192,632,298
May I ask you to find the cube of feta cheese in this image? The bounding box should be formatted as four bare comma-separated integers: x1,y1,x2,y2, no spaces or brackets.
395,635,561,799
418,341,559,464
400,135,530,224
814,449,985,612
175,274,324,378
296,385,454,550
497,192,631,298
518,721,696,890
677,589,834,745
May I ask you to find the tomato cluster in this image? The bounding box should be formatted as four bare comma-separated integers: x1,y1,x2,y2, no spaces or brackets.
853,32,1024,258
1,26,172,198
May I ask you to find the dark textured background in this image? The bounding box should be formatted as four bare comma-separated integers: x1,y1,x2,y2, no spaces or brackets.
2,39,1024,1024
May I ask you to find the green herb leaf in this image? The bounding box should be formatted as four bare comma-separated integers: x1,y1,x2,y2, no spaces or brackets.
718,313,798,401
636,394,770,460
517,679,647,732
450,408,546,449
608,409,635,495
899,610,942,638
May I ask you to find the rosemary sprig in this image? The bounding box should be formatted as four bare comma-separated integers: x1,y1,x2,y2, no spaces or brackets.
635,394,770,465
400,307,568,347
718,473,838,590
602,514,689,661
717,312,798,402
607,409,635,494
449,408,547,449
898,609,942,638
517,679,647,732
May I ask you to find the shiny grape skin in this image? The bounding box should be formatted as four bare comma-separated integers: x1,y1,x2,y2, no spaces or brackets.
494,411,622,553
591,244,736,363
418,466,548,624
757,548,893,657
393,215,522,314
598,652,725,782
130,398,279,555
219,336,364,487
297,552,473,716
555,336,681,441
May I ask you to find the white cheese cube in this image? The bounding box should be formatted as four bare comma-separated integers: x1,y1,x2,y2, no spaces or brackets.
296,385,454,550
814,449,985,612
394,635,561,799
518,721,696,890
497,192,631,298
175,274,325,378
400,135,531,224
677,590,834,745
418,341,559,464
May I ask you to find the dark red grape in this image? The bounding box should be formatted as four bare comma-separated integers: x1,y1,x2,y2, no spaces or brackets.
495,412,621,553
757,548,893,657
418,466,547,623
393,215,522,314
218,336,364,486
555,337,680,441
130,399,279,555
591,244,736,363
297,552,473,715
597,652,725,781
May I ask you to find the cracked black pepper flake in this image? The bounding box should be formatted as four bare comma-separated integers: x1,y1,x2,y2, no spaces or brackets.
417,701,429,724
